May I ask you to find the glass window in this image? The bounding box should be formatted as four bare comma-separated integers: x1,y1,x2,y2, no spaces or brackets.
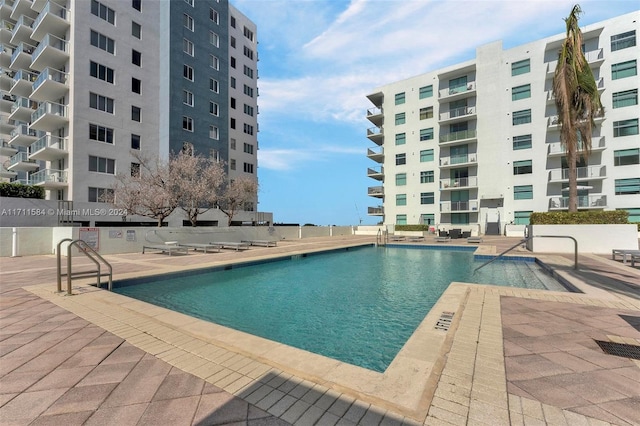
183,116,193,132
132,0,141,11
132,78,141,94
448,76,467,94
420,170,434,183
210,31,219,47
244,124,255,135
451,213,469,225
613,119,639,137
395,153,406,165
395,133,406,145
90,61,114,83
131,134,140,150
611,30,636,51
513,134,532,150
395,113,406,125
210,78,219,92
210,101,219,116
89,124,113,144
132,21,141,39
513,160,532,175
183,39,194,56
395,92,405,105
614,149,640,166
395,173,406,186
514,185,533,200
183,13,194,31
420,128,434,141
612,60,637,80
612,89,638,108
420,149,434,162
419,85,433,99
209,125,219,139
91,0,115,25
210,8,219,23
89,93,114,113
183,65,193,81
514,211,532,225
420,106,433,120
132,50,141,66
183,90,193,106
615,178,640,195
131,106,141,122
512,109,531,125
421,214,435,225
511,59,530,76
89,155,115,174
420,192,434,205
90,30,115,54
619,208,640,222
512,84,531,101
396,194,407,206
396,214,407,225
88,187,114,203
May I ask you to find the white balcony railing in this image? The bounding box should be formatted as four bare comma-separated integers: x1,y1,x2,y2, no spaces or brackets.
440,176,478,189
439,106,475,121
440,200,479,213
548,165,606,181
29,168,67,185
28,134,65,154
439,129,477,143
439,153,477,166
549,195,607,209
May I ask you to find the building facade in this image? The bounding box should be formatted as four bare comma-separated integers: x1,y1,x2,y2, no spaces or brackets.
0,0,260,225
365,11,639,234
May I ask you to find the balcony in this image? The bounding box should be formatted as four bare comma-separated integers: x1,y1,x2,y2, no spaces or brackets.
0,21,12,45
366,106,383,126
0,114,15,133
366,126,383,145
0,92,14,112
440,176,478,190
30,33,68,71
548,165,606,182
438,82,476,101
547,136,606,157
31,67,67,101
0,138,18,155
10,0,36,20
548,111,604,129
366,146,383,163
0,163,17,178
0,68,14,90
368,186,383,198
438,106,476,124
440,200,479,213
546,48,605,76
9,69,38,97
0,0,14,16
439,153,477,168
366,91,383,107
439,129,477,146
29,101,67,131
8,96,37,121
7,150,38,171
549,194,607,210
9,15,34,46
0,43,12,68
30,168,66,188
31,1,69,42
368,206,383,216
9,122,38,146
28,134,66,161
10,42,36,70
367,166,384,181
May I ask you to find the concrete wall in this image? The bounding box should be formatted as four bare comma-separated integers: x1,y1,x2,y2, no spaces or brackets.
526,224,638,254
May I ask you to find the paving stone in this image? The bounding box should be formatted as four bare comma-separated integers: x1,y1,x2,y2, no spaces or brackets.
193,392,250,425
137,395,201,425
28,410,94,425
152,370,206,400
42,383,117,416
84,404,148,426
0,388,67,424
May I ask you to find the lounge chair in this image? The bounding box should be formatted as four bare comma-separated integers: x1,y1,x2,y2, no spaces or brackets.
631,253,640,267
389,235,406,241
612,249,640,264
461,231,471,238
435,236,451,242
210,241,249,251
467,237,483,244
408,236,425,242
142,244,189,255
179,243,221,253
438,230,449,238
449,229,462,239
241,239,277,247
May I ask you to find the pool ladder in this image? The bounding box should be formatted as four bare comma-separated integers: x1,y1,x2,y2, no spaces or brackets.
376,229,388,246
56,238,113,295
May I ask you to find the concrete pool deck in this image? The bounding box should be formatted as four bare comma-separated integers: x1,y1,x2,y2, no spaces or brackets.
1,235,639,425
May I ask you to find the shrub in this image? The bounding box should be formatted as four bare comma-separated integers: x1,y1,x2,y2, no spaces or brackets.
0,182,45,199
529,210,628,225
395,224,431,232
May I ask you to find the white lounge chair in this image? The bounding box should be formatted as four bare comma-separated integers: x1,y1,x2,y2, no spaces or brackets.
179,243,221,253
142,244,189,255
211,241,249,251
467,237,483,244
241,239,277,247
612,249,640,264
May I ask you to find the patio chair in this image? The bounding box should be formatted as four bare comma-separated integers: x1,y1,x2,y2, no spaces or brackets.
449,229,462,239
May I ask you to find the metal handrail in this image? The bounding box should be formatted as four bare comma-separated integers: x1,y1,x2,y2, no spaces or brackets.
56,238,113,295
376,228,387,246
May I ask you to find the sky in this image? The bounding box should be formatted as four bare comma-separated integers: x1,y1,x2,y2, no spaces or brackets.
233,0,639,226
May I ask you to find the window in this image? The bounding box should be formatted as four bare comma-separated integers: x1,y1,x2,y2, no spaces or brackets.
421,214,435,225
612,89,638,108
244,26,254,42
131,163,140,177
89,93,114,113
243,124,254,135
230,36,236,48
244,143,254,154
395,113,406,125
210,78,219,92
420,128,434,141
512,84,531,101
243,104,254,116
210,55,219,70
420,192,434,205
420,170,434,183
243,46,254,60
88,187,113,203
395,153,406,165
513,134,532,150
89,124,113,144
132,21,141,39
451,213,469,225
396,215,407,225
612,60,637,80
91,0,115,25
396,194,407,206
230,118,236,129
183,116,193,132
620,208,640,222
420,106,433,120
131,106,141,122
209,126,219,139
183,14,194,31
395,92,405,105
449,76,467,93
132,78,141,94
183,65,193,81
183,90,193,106
511,59,530,76
90,30,115,54
614,148,640,166
395,173,406,186
611,30,636,51
184,0,194,6
420,149,434,162
131,50,141,66
243,163,254,173
512,109,531,125
615,178,640,195
90,61,114,83
210,101,218,116
230,159,236,170
513,160,532,175
514,211,532,225
89,155,115,174
230,98,236,109
243,85,254,97
209,8,219,24
514,185,533,200
183,39,194,56
132,0,141,11
230,15,236,28
131,134,140,150
419,85,433,99
230,77,236,88
395,133,406,145
230,138,236,150
210,31,219,47
244,65,254,79
613,119,639,137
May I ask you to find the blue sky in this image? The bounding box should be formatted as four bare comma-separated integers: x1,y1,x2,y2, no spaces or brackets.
233,0,639,226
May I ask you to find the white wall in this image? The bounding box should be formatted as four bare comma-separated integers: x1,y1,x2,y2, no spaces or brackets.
526,224,638,254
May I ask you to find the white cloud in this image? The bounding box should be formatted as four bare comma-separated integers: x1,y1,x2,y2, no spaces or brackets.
259,145,363,171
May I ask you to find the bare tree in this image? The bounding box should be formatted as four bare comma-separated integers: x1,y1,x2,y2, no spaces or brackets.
171,153,226,226
218,176,258,226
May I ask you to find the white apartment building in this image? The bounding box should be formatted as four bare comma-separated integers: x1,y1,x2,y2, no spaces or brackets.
0,0,261,226
365,11,639,234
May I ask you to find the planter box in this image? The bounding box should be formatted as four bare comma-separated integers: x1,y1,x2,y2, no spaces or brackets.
526,224,638,254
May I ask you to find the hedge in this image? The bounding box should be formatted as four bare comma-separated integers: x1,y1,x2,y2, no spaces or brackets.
0,182,45,199
395,224,431,231
529,210,628,225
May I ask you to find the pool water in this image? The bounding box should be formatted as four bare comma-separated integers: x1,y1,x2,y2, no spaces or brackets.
115,246,565,372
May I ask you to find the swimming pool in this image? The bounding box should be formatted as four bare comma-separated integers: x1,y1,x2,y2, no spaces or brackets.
114,245,566,372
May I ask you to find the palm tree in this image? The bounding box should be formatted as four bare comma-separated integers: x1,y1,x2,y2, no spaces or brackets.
553,4,603,212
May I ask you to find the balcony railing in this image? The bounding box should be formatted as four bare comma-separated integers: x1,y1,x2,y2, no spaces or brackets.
548,165,606,181
440,176,478,189
439,106,475,121
31,100,67,122
31,33,68,62
10,41,35,64
367,147,383,157
368,206,383,215
367,126,382,137
439,82,476,98
367,166,384,178
29,168,67,185
367,107,382,116
439,153,477,166
9,150,35,166
547,136,606,156
28,134,65,154
32,67,68,91
368,186,383,197
439,129,477,143
549,195,607,209
440,200,479,213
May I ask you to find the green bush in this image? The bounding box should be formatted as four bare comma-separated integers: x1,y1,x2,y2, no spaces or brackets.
395,224,431,231
0,182,45,199
529,210,629,225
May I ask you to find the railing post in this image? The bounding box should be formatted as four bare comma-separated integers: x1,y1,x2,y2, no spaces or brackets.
66,243,72,295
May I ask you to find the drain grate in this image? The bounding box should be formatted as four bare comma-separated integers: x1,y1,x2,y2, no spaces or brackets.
595,340,640,360
434,311,455,331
